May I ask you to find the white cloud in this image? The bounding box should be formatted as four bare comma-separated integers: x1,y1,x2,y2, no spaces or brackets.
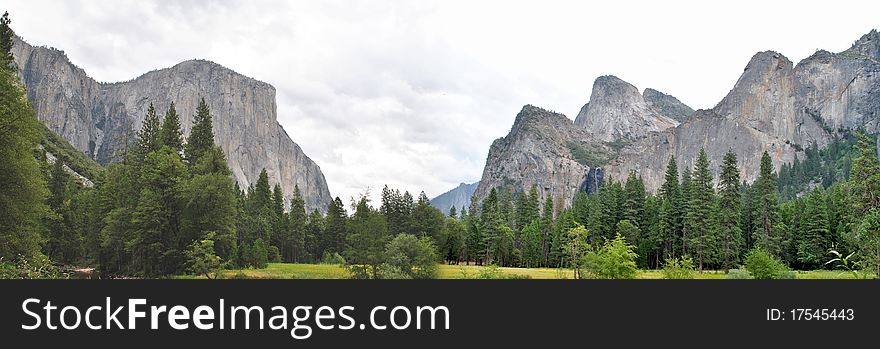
5,0,879,203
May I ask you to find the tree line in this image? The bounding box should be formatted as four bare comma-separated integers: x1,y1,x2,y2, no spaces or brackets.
442,134,880,276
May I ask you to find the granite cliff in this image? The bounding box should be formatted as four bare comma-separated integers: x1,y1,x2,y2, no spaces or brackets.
12,36,332,212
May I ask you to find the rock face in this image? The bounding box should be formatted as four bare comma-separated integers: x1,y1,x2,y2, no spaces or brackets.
643,88,694,122
12,36,332,212
609,30,880,191
574,75,679,142
429,182,479,215
472,105,611,210
476,29,880,209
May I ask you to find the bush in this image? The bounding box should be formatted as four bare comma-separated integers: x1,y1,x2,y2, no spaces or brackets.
268,246,282,263
662,256,696,279
384,234,439,279
582,233,638,279
321,251,346,265
726,269,753,279
0,255,65,279
745,248,790,279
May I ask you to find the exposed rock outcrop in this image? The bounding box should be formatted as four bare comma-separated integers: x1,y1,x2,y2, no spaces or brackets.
643,88,694,122
472,105,612,210
12,36,332,212
574,75,679,143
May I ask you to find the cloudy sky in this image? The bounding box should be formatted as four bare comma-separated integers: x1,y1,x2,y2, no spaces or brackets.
5,0,879,203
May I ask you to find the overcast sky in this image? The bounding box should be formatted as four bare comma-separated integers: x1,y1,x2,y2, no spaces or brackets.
5,0,879,203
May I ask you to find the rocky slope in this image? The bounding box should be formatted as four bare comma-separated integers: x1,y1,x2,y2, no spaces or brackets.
610,30,880,191
472,105,612,210
429,182,479,215
12,36,332,212
643,88,694,122
573,75,679,142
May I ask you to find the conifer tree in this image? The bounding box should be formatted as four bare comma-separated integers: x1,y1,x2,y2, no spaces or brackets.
160,102,183,153
753,151,781,256
184,98,215,164
717,150,744,268
686,149,717,269
136,103,162,161
288,185,306,263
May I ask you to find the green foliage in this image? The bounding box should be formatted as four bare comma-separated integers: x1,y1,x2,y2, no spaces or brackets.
184,98,215,164
662,255,696,279
160,102,183,153
320,251,346,265
0,255,64,279
752,151,782,256
344,196,388,279
566,141,609,168
384,233,439,279
0,43,47,262
582,233,638,279
854,209,880,277
744,248,791,279
564,224,591,278
185,232,222,279
685,148,718,270
717,150,743,269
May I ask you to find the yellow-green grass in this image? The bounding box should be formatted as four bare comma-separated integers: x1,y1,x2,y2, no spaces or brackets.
179,263,873,279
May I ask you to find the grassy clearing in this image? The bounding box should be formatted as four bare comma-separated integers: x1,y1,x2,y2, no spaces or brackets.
178,263,874,279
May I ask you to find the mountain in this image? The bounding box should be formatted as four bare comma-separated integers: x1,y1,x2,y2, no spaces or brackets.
611,30,880,191
472,105,612,210
475,29,880,207
573,75,680,143
429,182,479,215
11,35,332,212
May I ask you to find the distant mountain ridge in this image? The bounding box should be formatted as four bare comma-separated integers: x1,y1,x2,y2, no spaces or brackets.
430,182,479,214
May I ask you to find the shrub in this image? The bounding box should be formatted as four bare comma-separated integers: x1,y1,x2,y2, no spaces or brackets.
321,251,346,265
268,246,282,263
744,248,790,279
662,255,696,279
582,233,638,279
384,234,439,279
726,269,753,279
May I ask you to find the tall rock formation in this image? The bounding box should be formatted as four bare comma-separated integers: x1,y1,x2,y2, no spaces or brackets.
429,182,479,215
472,105,612,210
574,75,679,142
12,36,332,212
609,30,880,191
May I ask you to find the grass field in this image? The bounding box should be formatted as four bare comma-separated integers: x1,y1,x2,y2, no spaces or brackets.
179,263,874,279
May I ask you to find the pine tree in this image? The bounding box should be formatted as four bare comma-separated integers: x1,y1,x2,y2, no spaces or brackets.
659,156,683,258
623,171,646,231
753,151,781,256
0,12,13,66
686,149,717,270
288,185,306,263
325,197,348,254
136,103,162,161
541,195,554,266
160,102,183,153
796,189,830,269
449,205,457,218
717,150,744,269
184,98,215,164
252,168,273,212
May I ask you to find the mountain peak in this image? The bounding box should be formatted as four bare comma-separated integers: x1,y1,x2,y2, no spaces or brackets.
574,75,678,142
843,28,880,59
